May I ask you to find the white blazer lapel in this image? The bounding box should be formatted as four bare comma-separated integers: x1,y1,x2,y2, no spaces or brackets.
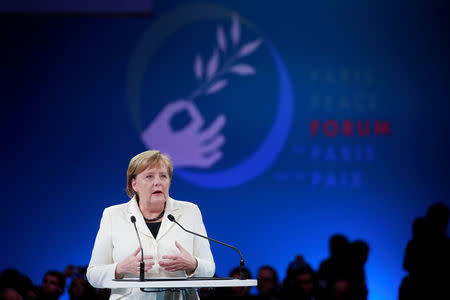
156,197,180,241
127,197,153,238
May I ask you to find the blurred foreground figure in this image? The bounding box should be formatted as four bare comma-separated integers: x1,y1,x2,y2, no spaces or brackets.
68,276,96,300
256,266,280,300
282,255,325,300
38,270,66,300
399,202,450,299
230,267,254,299
0,288,22,300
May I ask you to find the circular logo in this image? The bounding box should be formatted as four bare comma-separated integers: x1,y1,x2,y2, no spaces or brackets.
126,3,293,188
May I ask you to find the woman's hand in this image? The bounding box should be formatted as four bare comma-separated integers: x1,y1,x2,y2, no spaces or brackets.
115,248,154,279
159,241,198,275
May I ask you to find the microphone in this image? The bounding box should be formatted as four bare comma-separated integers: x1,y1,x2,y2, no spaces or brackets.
130,216,145,281
167,214,246,280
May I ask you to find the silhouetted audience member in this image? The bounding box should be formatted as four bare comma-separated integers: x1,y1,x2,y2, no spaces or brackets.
317,234,350,291
399,217,428,300
63,266,87,280
425,203,450,279
256,265,280,300
282,263,322,300
25,286,39,300
68,276,96,300
230,267,254,298
208,267,254,299
399,202,450,300
198,286,214,300
93,288,110,300
0,269,36,300
348,240,369,300
0,288,22,300
329,279,351,300
37,271,66,300
0,229,380,300
62,265,109,300
402,217,427,275
282,255,312,293
282,255,308,298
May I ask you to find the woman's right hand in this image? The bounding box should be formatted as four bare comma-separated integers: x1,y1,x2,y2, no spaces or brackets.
115,248,154,279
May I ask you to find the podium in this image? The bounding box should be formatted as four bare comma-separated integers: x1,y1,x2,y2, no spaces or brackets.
105,278,257,293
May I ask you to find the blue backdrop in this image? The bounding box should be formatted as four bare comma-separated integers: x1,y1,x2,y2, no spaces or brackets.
1,1,449,300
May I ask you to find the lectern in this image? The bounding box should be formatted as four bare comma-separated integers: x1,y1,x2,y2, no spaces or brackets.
107,277,257,293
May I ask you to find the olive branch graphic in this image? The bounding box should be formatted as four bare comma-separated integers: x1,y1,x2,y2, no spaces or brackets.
186,13,263,101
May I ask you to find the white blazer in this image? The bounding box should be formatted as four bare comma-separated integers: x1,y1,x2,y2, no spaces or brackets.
87,196,215,300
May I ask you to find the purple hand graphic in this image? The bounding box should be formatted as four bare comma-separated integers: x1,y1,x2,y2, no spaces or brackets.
141,100,226,168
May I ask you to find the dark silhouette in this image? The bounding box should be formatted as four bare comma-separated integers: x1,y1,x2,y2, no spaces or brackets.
210,266,255,299
0,269,36,300
283,265,322,300
317,234,351,291
93,288,111,300
348,240,369,300
37,270,66,300
63,265,109,300
229,267,254,298
281,255,325,300
316,234,371,300
256,265,280,300
68,276,96,300
329,279,351,300
63,266,87,280
399,203,450,299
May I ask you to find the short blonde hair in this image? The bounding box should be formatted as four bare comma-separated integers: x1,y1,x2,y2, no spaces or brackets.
126,150,173,198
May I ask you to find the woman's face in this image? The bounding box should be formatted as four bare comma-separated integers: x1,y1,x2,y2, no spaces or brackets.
132,163,171,206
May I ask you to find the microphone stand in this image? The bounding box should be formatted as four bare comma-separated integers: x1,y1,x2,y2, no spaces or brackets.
130,216,145,281
168,214,247,280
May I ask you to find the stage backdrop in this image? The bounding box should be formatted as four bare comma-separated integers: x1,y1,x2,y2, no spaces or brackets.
1,1,449,300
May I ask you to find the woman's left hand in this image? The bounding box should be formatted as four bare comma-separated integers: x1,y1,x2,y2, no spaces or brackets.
159,241,198,275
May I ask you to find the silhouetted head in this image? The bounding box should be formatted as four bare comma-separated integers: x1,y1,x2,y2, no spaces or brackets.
350,240,370,266
286,255,311,277
0,269,33,297
329,234,350,258
68,276,96,299
229,266,252,296
0,288,22,300
229,266,252,280
41,270,66,299
285,265,317,299
257,265,279,296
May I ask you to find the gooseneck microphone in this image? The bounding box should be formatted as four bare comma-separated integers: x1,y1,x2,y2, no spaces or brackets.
130,216,145,281
167,214,246,280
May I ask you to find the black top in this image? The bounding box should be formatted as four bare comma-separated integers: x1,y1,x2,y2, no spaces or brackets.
146,221,162,239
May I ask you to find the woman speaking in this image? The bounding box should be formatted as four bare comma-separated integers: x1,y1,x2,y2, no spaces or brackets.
87,150,215,299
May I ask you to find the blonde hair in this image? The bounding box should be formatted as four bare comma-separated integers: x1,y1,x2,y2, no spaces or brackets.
126,150,173,198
